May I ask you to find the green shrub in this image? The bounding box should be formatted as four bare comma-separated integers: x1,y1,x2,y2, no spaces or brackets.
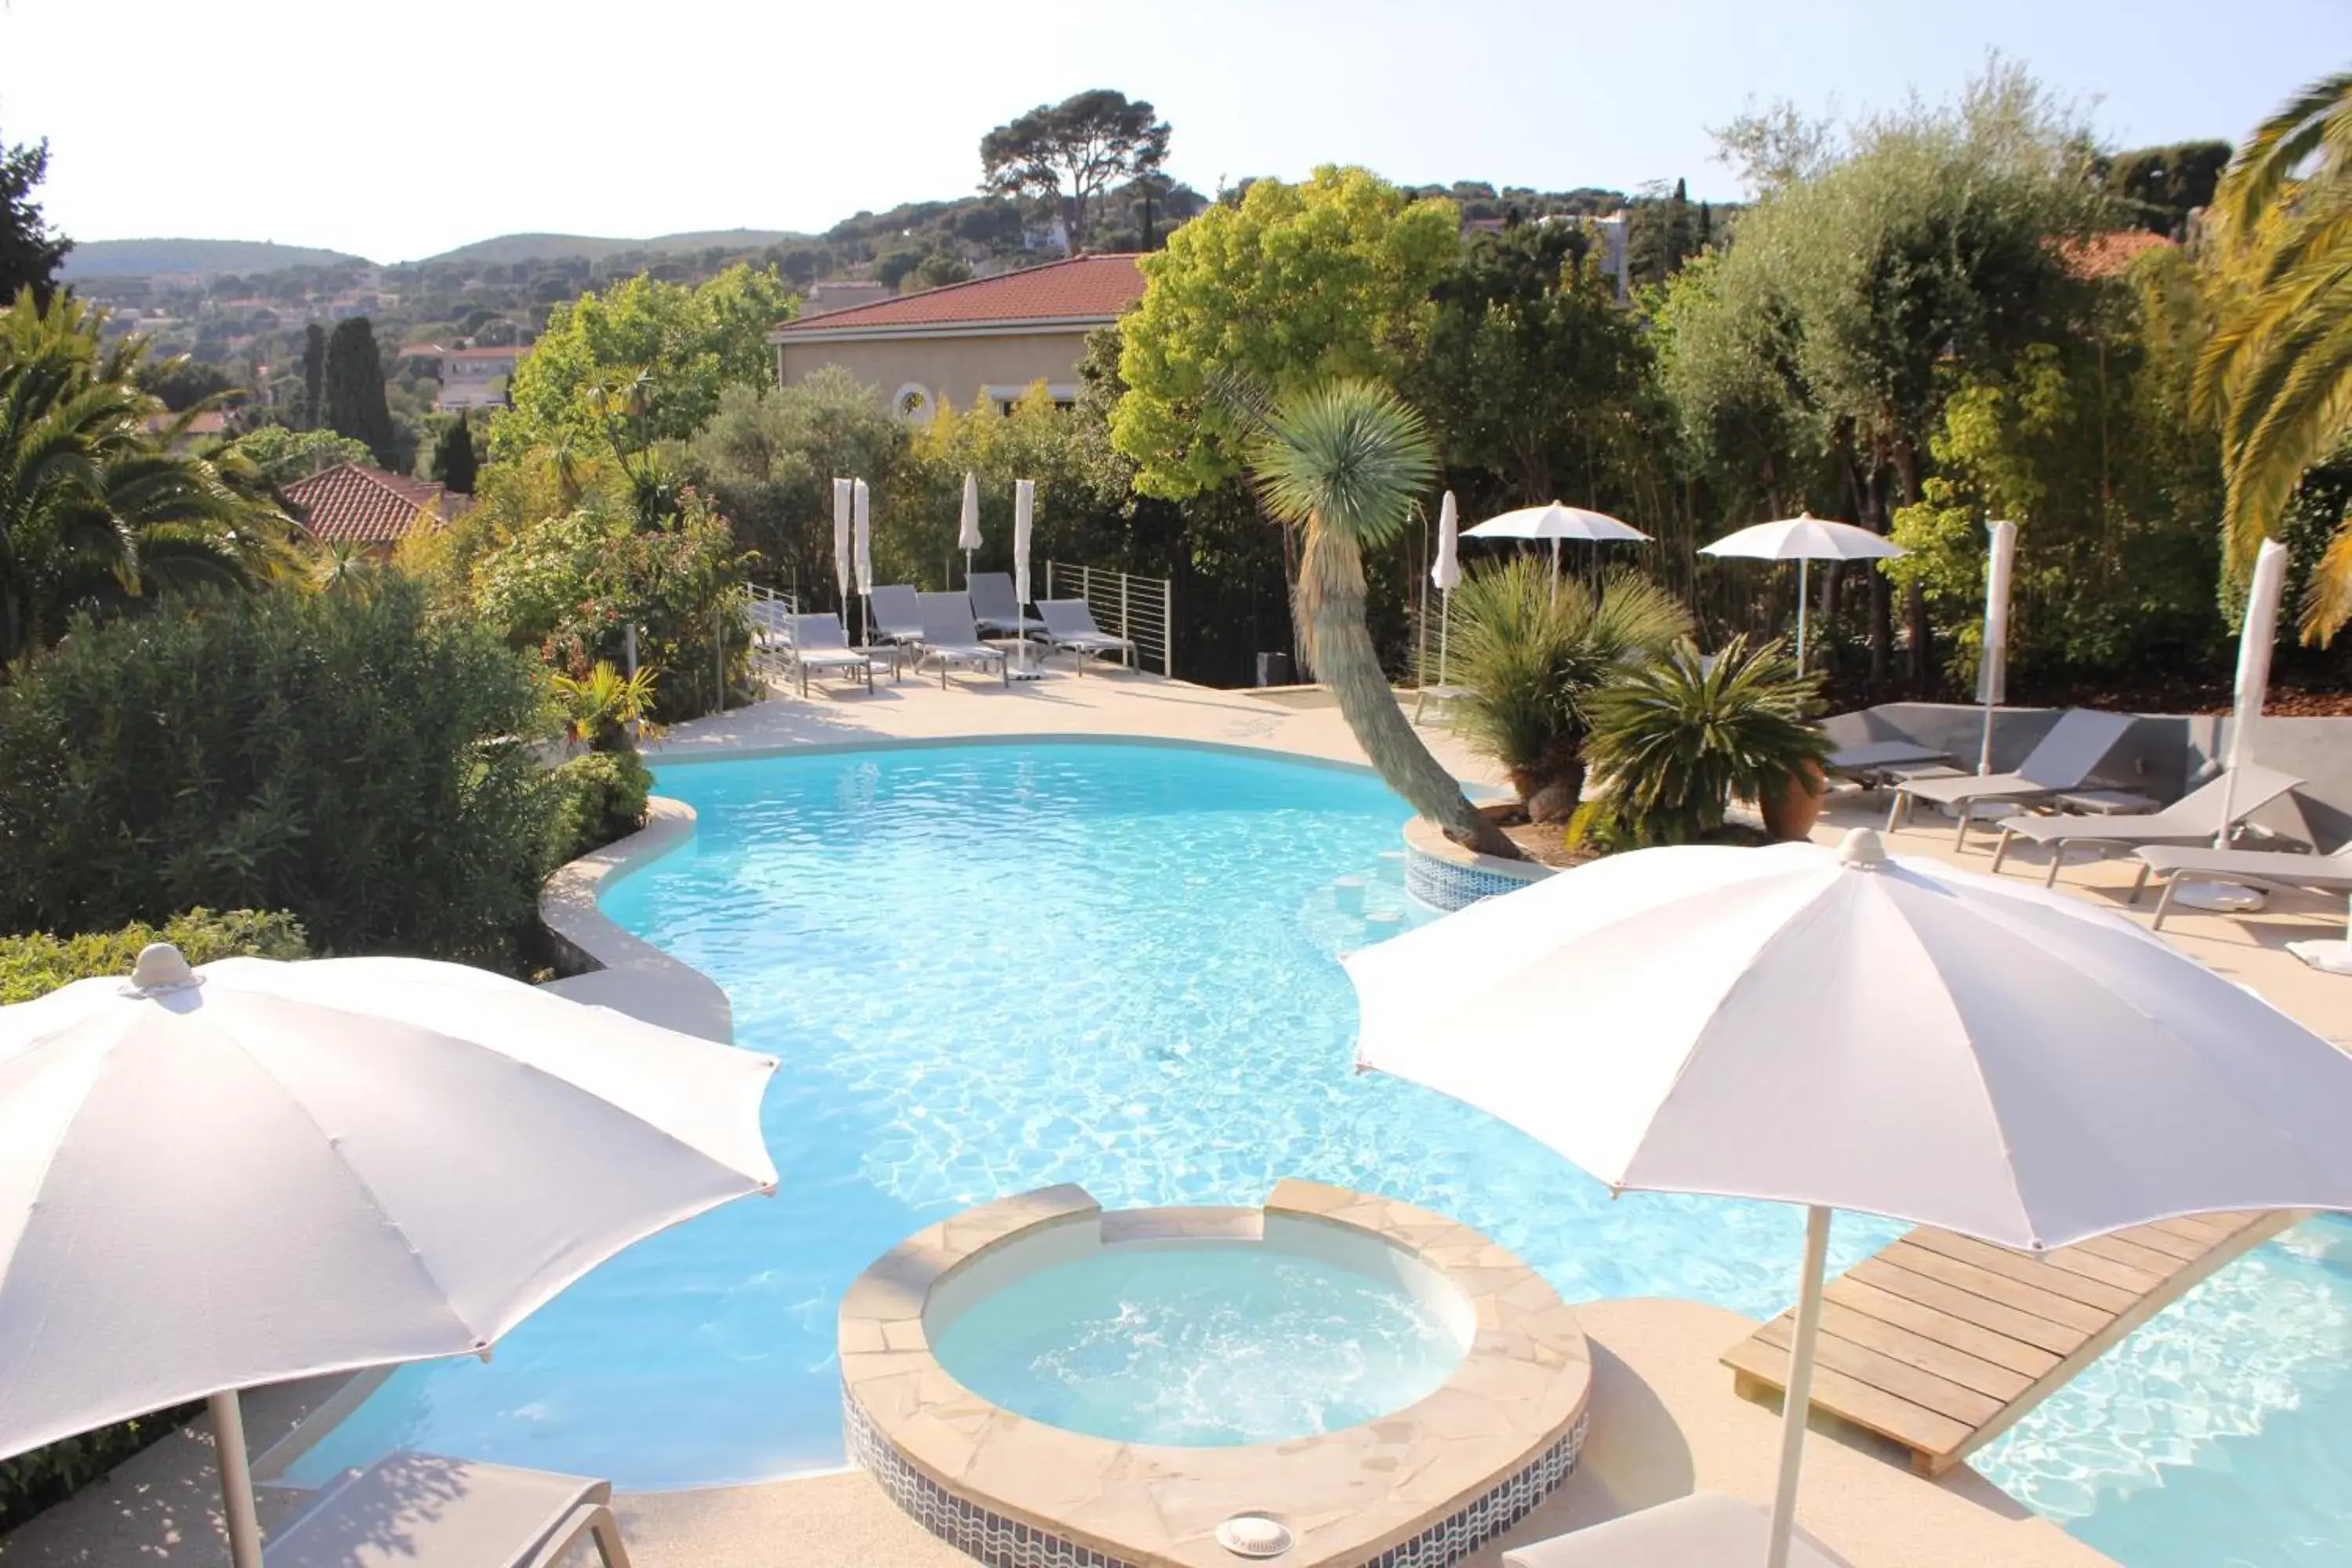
0,909,308,1530
0,575,561,967
1581,636,1828,844
546,749,652,867
0,909,310,1004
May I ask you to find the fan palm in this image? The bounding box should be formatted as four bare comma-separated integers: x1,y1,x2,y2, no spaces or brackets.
0,289,290,662
1450,557,1690,822
1247,379,1520,858
1582,636,1828,845
2198,69,2352,642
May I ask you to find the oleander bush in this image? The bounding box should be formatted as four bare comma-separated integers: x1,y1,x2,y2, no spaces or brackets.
0,576,561,967
546,749,653,868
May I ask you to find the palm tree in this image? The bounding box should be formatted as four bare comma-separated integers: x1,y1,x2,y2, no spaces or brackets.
1451,557,1690,822
0,289,290,662
2198,69,2352,642
1247,379,1521,859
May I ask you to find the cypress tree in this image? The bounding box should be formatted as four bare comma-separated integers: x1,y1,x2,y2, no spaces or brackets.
323,318,397,468
300,322,326,430
431,411,477,494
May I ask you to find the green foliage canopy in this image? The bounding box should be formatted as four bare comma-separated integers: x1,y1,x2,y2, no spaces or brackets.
1112,167,1461,498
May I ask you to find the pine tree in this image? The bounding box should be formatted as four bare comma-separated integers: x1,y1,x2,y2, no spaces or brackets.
1697,201,1713,252
300,323,326,430
431,411,477,493
323,318,397,468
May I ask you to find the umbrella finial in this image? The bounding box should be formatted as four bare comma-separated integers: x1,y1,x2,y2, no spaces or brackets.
1837,828,1888,869
128,942,200,993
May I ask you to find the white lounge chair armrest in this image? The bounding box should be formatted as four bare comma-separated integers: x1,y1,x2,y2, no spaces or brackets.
520,1502,634,1568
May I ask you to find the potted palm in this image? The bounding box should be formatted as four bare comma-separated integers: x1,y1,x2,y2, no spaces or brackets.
1581,636,1830,844
1451,557,1689,823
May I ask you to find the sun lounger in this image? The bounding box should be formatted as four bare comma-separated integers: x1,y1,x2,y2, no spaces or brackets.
967,572,1047,639
1989,764,2304,885
1035,598,1136,674
866,585,926,648
264,1450,632,1567
915,592,1008,688
2134,837,2352,931
1885,708,2139,848
783,613,892,698
1824,737,1953,787
1501,1491,1853,1568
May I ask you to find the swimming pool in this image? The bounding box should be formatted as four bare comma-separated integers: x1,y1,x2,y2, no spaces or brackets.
288,741,2352,1568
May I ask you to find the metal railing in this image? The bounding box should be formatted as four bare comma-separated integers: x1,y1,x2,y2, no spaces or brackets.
1044,562,1173,677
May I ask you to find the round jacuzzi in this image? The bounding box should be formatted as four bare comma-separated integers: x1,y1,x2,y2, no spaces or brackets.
926,1211,1474,1447
840,1180,1592,1567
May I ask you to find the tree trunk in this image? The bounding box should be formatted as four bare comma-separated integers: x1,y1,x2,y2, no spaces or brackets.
1301,556,1523,860
1889,444,1933,694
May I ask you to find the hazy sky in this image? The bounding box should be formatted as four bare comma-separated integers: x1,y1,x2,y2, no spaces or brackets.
3,0,2342,263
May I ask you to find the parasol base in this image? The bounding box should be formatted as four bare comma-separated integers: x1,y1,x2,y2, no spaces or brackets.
2170,881,2267,913
1006,666,1049,683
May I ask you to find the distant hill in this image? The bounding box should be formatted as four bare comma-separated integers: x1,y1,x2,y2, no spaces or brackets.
60,238,373,280
416,230,806,266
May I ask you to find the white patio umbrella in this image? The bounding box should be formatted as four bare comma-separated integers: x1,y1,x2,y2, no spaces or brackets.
1432,491,1461,687
1700,514,1906,671
1347,830,2352,1568
1465,502,1650,586
832,477,853,615
852,477,874,643
1011,477,1036,678
0,946,779,1568
1976,519,2019,775
958,470,982,586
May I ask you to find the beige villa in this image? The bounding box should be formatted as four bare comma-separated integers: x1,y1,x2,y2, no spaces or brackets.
768,253,1145,421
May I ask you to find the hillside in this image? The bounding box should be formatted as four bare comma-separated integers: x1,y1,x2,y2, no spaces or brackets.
61,238,374,279
417,229,806,266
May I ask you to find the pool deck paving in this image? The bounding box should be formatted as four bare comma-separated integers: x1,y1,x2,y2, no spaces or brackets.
12,666,2346,1568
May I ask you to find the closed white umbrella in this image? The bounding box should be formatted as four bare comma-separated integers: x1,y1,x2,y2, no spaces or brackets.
1465,502,1649,588
1700,514,1906,671
2215,539,2290,848
958,471,982,586
852,477,873,643
1012,477,1036,678
1432,491,1461,687
0,946,777,1568
832,477,853,613
1976,519,2018,774
1348,830,2352,1568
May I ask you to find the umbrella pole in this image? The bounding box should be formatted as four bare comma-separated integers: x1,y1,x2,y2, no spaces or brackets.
1765,1207,1831,1568
208,1390,264,1568
1795,557,1810,671
964,547,974,590
1439,587,1450,688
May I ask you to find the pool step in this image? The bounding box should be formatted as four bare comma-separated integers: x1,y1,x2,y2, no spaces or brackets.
1722,1209,2306,1477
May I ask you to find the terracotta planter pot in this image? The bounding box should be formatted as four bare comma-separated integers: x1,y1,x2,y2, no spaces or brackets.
1761,758,1828,842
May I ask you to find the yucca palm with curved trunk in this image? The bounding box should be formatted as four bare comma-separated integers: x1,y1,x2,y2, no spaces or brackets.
0,289,290,662
1247,380,1522,859
2198,69,2352,642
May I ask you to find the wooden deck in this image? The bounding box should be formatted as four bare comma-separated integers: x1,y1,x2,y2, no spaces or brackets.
1722,1210,2305,1476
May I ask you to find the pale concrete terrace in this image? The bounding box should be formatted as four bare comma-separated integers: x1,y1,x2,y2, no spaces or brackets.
11,666,2346,1568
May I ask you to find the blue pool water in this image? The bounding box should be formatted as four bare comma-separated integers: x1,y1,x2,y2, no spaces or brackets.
929,1241,1463,1446
288,742,2352,1568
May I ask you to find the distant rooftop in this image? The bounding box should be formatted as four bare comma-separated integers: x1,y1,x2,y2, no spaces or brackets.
2065,230,2176,280
771,254,1145,339
282,463,461,546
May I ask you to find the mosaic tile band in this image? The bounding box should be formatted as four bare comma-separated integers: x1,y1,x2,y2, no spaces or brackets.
844,1381,1586,1568
1403,838,1551,912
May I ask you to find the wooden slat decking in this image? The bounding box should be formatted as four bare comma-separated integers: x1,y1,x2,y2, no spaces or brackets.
1722,1210,2304,1476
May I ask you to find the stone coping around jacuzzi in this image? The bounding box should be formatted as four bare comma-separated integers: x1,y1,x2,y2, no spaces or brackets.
838,1178,1593,1568
1400,816,1555,884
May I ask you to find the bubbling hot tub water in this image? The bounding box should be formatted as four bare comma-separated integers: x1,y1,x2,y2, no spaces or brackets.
926,1236,1471,1446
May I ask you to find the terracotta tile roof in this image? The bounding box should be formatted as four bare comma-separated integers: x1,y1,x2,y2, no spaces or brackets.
282,463,457,546
2064,230,2175,280
772,254,1145,336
